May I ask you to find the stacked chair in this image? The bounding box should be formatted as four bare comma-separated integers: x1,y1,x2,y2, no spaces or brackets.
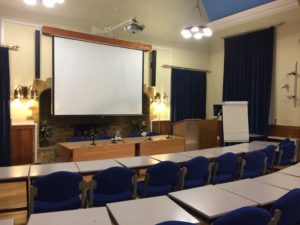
88,167,137,207
181,156,212,189
29,171,84,214
213,152,239,184
239,151,267,179
274,140,296,166
137,161,181,197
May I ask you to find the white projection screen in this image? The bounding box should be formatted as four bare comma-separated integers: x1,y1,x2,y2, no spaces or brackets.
53,37,143,115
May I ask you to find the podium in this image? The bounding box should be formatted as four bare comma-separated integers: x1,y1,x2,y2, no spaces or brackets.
173,119,222,150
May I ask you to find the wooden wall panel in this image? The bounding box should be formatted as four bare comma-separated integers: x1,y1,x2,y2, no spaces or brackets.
269,125,300,139
152,120,171,135
11,125,34,165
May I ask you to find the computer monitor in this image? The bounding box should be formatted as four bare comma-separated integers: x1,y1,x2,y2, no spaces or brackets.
213,104,222,117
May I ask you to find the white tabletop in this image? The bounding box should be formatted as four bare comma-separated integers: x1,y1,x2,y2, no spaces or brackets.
278,166,300,177
30,162,79,178
169,185,257,219
0,219,14,225
150,153,191,163
216,179,288,206
115,156,159,169
0,165,30,181
107,196,199,225
27,207,111,225
251,141,279,147
254,172,300,190
75,159,122,174
179,149,220,159
295,163,300,168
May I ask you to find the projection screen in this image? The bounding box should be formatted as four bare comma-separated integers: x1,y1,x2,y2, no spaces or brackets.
53,37,143,115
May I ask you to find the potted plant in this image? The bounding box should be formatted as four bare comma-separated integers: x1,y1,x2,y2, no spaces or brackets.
39,119,52,147
131,119,147,134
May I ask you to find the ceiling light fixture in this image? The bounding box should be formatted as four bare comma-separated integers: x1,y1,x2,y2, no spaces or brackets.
24,0,64,8
181,0,213,40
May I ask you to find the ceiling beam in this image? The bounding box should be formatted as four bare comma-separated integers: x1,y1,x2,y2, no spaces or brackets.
42,26,152,51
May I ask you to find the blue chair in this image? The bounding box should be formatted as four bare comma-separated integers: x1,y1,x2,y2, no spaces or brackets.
213,153,239,184
274,141,295,166
272,188,300,225
181,156,212,189
128,133,143,138
88,167,136,207
96,135,112,140
240,151,267,179
156,221,196,225
29,171,84,214
147,131,160,136
279,138,291,146
137,161,180,197
261,145,276,169
67,136,88,142
213,206,272,225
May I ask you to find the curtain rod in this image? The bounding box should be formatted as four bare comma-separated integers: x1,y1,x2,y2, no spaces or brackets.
0,45,20,51
162,64,211,73
222,22,285,39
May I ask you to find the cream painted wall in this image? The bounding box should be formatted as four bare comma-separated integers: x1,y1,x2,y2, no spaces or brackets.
206,11,300,127
3,20,209,122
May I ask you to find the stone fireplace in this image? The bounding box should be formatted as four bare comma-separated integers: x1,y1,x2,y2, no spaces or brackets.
33,78,153,163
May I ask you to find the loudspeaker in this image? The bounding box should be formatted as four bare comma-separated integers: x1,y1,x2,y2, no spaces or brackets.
35,30,41,79
150,50,157,86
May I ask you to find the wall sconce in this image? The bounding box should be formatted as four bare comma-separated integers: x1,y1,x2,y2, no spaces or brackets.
13,85,38,100
152,92,168,104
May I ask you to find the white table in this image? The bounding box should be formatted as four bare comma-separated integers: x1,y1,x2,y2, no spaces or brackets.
75,159,122,175
0,165,31,213
115,156,159,169
150,153,191,163
27,207,111,225
169,185,257,220
295,163,300,168
251,141,279,147
216,179,288,206
179,149,220,159
107,196,199,225
278,166,300,177
0,219,14,225
30,162,79,178
254,172,300,190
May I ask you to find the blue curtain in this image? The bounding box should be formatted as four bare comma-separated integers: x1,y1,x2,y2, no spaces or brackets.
171,68,206,123
223,28,274,135
0,47,11,166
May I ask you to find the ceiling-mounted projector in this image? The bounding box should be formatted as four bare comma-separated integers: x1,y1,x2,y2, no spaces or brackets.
124,18,145,33
91,17,145,36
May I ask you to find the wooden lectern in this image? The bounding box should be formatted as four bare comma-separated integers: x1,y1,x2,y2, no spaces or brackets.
173,119,222,150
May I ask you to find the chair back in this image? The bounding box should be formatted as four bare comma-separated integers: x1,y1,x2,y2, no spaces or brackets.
214,206,272,225
147,161,180,186
96,135,111,140
262,145,276,168
280,142,295,161
215,152,238,174
128,133,143,137
92,167,135,194
156,221,195,225
272,188,300,225
147,131,160,136
280,138,291,146
67,136,88,142
243,151,266,171
184,156,209,179
33,171,83,202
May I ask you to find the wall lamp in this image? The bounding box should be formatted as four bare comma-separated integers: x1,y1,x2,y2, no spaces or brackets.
153,92,168,104
13,85,38,100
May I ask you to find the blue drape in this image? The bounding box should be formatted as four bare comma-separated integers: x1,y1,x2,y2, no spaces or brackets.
171,68,206,123
0,47,11,166
223,28,274,136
